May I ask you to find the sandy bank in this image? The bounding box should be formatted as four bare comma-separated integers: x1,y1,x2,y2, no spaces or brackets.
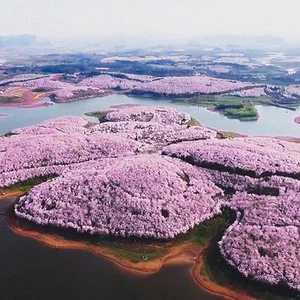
0,190,23,200
4,202,255,300
192,251,256,300
4,213,197,274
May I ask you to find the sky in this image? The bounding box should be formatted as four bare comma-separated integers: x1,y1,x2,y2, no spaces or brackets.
0,0,300,42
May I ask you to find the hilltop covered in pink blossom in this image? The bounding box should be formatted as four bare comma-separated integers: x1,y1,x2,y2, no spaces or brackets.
9,75,107,102
79,74,257,96
103,105,191,124
0,130,145,188
219,186,300,291
11,116,89,135
162,137,300,291
16,155,222,239
6,73,262,102
88,121,216,145
226,87,267,97
162,138,300,178
0,104,299,292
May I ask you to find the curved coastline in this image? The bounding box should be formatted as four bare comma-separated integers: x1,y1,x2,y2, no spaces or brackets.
1,108,299,300
2,194,255,300
0,190,23,200
192,252,255,300
1,130,299,299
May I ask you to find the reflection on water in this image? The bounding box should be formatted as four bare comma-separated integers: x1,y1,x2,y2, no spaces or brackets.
0,198,221,300
0,94,299,137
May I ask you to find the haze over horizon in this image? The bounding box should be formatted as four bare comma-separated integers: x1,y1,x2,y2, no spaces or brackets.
1,0,300,44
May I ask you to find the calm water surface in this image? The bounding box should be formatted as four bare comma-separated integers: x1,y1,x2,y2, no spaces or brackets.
0,199,221,300
0,94,299,136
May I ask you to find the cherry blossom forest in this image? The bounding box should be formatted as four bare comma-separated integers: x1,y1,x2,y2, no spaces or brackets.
1,104,299,292
1,72,299,103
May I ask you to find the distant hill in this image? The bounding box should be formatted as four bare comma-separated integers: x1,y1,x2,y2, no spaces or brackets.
189,35,287,49
0,34,38,48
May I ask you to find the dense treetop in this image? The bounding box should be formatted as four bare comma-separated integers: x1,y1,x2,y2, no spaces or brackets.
0,104,299,292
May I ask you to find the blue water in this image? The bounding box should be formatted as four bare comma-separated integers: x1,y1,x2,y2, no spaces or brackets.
0,95,300,137
0,94,299,136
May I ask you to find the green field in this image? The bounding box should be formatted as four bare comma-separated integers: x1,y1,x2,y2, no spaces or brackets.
2,175,58,194
215,101,258,120
173,95,272,120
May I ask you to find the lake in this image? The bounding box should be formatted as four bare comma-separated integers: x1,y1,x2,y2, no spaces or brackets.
0,94,299,300
0,94,299,136
0,198,221,300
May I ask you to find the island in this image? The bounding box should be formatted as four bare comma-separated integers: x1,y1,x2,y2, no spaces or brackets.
295,116,300,124
1,105,300,300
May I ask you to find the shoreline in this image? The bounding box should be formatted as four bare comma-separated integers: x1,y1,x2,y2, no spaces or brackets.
1,98,299,299
2,88,296,124
192,251,256,300
0,91,112,109
4,208,199,274
3,199,255,300
0,190,23,200
54,91,113,104
1,88,299,132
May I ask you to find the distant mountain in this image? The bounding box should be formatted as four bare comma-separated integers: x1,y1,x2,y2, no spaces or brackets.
52,34,289,51
0,33,294,51
188,35,287,49
0,34,39,48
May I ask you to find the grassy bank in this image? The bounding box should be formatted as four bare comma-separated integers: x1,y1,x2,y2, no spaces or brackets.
214,102,258,120
4,180,300,299
190,210,236,246
200,215,300,300
173,95,271,120
173,95,271,107
107,244,167,263
0,175,58,195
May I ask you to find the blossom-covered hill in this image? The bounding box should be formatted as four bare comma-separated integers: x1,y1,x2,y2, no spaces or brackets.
162,137,300,291
15,155,222,239
162,138,300,178
6,73,264,102
79,74,258,96
1,104,300,292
